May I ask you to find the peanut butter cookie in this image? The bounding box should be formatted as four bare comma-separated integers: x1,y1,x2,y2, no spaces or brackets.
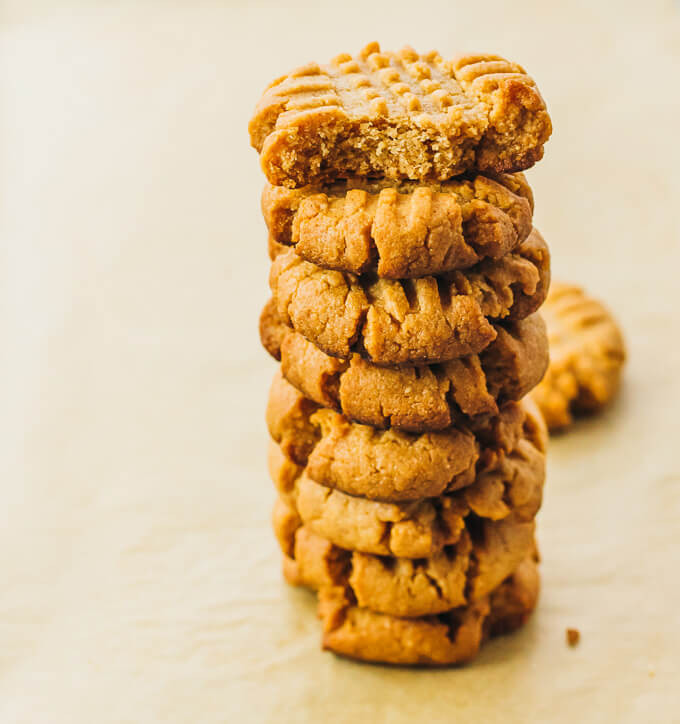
314,555,539,665
266,372,544,502
268,422,545,558
261,172,533,278
260,298,548,431
531,282,626,430
267,371,477,500
249,43,551,187
275,497,535,618
270,228,550,364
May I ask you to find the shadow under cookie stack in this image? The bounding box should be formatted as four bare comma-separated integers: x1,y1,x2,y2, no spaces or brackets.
249,43,553,665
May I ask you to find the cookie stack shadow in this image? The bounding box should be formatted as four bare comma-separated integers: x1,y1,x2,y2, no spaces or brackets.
250,43,553,665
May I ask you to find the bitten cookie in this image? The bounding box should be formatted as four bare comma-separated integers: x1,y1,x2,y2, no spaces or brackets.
261,298,548,431
250,43,551,187
268,421,545,558
531,282,626,430
266,371,546,502
275,497,535,618
270,228,550,364
315,554,539,665
262,172,533,278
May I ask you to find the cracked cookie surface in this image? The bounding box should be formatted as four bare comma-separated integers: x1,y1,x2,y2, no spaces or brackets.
262,172,533,278
531,282,626,430
275,496,535,618
261,298,548,431
312,554,539,665
268,421,545,558
266,371,546,502
270,227,550,365
249,42,551,187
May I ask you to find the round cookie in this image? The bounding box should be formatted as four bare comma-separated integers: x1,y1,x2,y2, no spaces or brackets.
531,282,626,431
267,370,477,500
270,228,550,364
261,172,533,279
315,555,540,666
260,298,549,432
275,496,535,618
249,43,552,187
268,432,545,558
266,371,545,502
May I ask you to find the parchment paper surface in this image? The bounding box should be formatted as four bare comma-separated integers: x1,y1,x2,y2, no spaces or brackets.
1,1,678,721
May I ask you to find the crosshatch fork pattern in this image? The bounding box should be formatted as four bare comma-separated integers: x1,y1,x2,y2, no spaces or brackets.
250,42,551,187
256,43,529,135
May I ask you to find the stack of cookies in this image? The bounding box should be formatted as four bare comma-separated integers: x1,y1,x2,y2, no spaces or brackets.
250,43,553,665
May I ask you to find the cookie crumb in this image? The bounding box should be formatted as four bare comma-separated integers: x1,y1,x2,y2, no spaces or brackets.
566,628,580,647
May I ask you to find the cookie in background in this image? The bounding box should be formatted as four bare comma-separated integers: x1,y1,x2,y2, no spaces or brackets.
532,282,626,431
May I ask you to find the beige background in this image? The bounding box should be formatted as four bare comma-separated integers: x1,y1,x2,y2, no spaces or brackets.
1,1,679,721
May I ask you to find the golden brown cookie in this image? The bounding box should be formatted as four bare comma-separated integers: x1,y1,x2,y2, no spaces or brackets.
315,554,539,665
266,371,546,502
249,43,552,187
270,228,550,365
261,173,533,278
275,496,535,618
260,298,548,431
267,370,477,500
268,425,545,558
531,282,626,430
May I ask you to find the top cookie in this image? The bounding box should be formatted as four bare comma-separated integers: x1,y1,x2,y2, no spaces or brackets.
249,43,552,187
261,172,533,278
